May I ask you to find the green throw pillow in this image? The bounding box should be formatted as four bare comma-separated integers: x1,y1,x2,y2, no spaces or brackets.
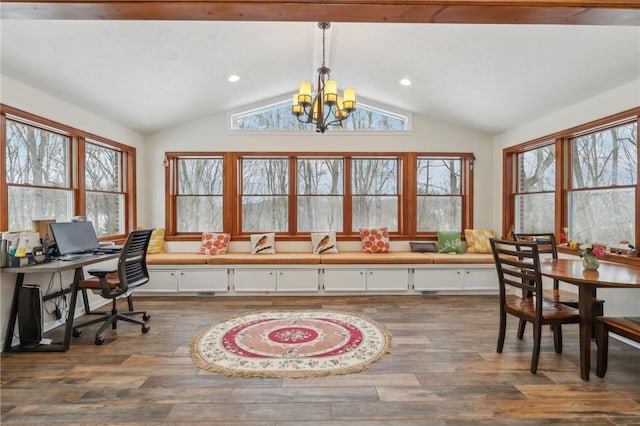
437,231,463,254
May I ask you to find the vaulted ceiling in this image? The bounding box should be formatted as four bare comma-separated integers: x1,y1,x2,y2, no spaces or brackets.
1,1,639,136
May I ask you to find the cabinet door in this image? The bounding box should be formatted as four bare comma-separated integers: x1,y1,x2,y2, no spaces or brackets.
414,268,462,291
276,268,319,292
145,270,179,292
366,268,409,291
178,269,229,292
323,268,366,291
233,268,277,292
461,267,497,291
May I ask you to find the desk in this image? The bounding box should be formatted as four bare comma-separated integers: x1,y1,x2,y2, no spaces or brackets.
2,253,119,352
539,258,640,380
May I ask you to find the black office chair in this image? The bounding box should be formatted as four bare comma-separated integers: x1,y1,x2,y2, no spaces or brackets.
490,238,579,374
72,229,154,345
513,232,604,337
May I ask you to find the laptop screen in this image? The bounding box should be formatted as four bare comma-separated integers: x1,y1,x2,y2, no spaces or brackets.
50,221,101,255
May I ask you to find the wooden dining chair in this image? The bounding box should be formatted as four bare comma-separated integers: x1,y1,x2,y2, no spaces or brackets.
512,232,604,338
490,238,580,374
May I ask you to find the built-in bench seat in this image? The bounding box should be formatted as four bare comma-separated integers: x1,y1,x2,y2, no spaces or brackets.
146,251,495,265
142,251,497,294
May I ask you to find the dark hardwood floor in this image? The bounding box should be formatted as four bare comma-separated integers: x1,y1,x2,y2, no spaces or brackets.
2,295,639,425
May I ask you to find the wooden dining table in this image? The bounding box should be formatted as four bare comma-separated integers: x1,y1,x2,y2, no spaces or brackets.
539,258,640,380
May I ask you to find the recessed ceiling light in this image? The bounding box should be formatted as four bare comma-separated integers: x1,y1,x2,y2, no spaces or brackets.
228,75,240,83
399,78,412,87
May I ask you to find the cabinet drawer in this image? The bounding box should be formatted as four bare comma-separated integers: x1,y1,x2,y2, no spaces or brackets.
178,269,229,292
277,269,319,292
366,269,409,291
323,268,366,291
146,270,179,292
233,268,277,292
461,267,497,290
414,268,462,291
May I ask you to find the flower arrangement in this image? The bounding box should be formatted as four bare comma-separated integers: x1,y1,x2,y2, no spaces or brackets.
568,240,607,258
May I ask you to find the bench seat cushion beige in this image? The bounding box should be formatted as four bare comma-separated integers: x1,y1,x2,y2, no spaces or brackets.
320,252,434,264
424,253,495,264
206,252,321,265
146,253,208,265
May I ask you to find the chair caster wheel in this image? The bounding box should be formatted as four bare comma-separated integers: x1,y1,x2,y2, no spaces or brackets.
143,313,151,321
95,336,105,345
72,328,81,338
142,325,150,333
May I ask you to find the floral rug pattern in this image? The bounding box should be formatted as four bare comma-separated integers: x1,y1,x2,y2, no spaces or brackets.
191,310,391,378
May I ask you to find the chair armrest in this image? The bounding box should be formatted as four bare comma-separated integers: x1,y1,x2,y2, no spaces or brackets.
87,268,117,278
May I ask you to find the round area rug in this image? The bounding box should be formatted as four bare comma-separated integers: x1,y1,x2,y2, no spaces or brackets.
190,310,392,378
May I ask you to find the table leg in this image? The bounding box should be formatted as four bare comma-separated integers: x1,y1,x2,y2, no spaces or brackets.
3,273,25,352
61,267,83,351
578,285,596,381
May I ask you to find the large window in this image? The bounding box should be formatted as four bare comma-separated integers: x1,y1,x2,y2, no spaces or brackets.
85,141,126,236
176,157,224,232
569,121,637,246
241,157,289,232
514,144,556,233
166,152,473,239
297,157,343,232
351,157,399,231
416,158,462,232
5,119,72,231
1,107,137,238
504,108,639,263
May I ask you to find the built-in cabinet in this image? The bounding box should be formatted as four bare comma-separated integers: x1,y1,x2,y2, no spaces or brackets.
232,267,319,292
144,267,229,293
143,264,496,295
414,266,495,292
323,267,409,292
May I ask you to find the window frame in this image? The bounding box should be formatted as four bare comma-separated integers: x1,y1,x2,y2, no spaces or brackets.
1,104,137,241
503,107,640,266
165,151,474,241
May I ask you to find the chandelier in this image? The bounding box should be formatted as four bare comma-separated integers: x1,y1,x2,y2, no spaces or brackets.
292,22,356,133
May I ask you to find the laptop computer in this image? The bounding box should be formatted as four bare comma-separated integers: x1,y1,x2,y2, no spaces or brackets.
50,221,121,260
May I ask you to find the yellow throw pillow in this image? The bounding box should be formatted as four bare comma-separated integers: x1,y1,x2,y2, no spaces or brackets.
464,229,494,253
146,228,165,254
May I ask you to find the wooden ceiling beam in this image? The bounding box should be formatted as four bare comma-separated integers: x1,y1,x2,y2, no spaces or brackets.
1,1,639,25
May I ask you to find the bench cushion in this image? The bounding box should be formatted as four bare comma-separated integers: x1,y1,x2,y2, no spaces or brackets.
206,252,320,265
425,253,495,264
320,252,433,264
146,253,208,265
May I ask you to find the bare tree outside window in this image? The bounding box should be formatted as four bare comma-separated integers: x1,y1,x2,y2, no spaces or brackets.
569,122,637,246
5,119,72,231
416,158,462,231
515,145,555,233
241,158,288,232
85,142,124,236
352,157,399,231
177,157,224,232
297,158,343,231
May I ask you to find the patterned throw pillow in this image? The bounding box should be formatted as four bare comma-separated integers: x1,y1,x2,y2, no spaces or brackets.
464,229,495,253
250,233,276,254
146,228,165,254
310,232,338,254
437,231,463,254
359,227,391,253
197,232,230,255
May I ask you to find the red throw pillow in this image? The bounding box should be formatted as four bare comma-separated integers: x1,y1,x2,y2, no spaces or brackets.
359,227,391,253
197,233,230,255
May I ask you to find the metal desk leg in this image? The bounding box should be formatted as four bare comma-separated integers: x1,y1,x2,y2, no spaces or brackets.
3,273,25,352
61,267,84,351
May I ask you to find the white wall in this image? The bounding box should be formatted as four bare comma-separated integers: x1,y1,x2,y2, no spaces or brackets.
491,78,640,316
0,75,145,347
142,111,495,230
